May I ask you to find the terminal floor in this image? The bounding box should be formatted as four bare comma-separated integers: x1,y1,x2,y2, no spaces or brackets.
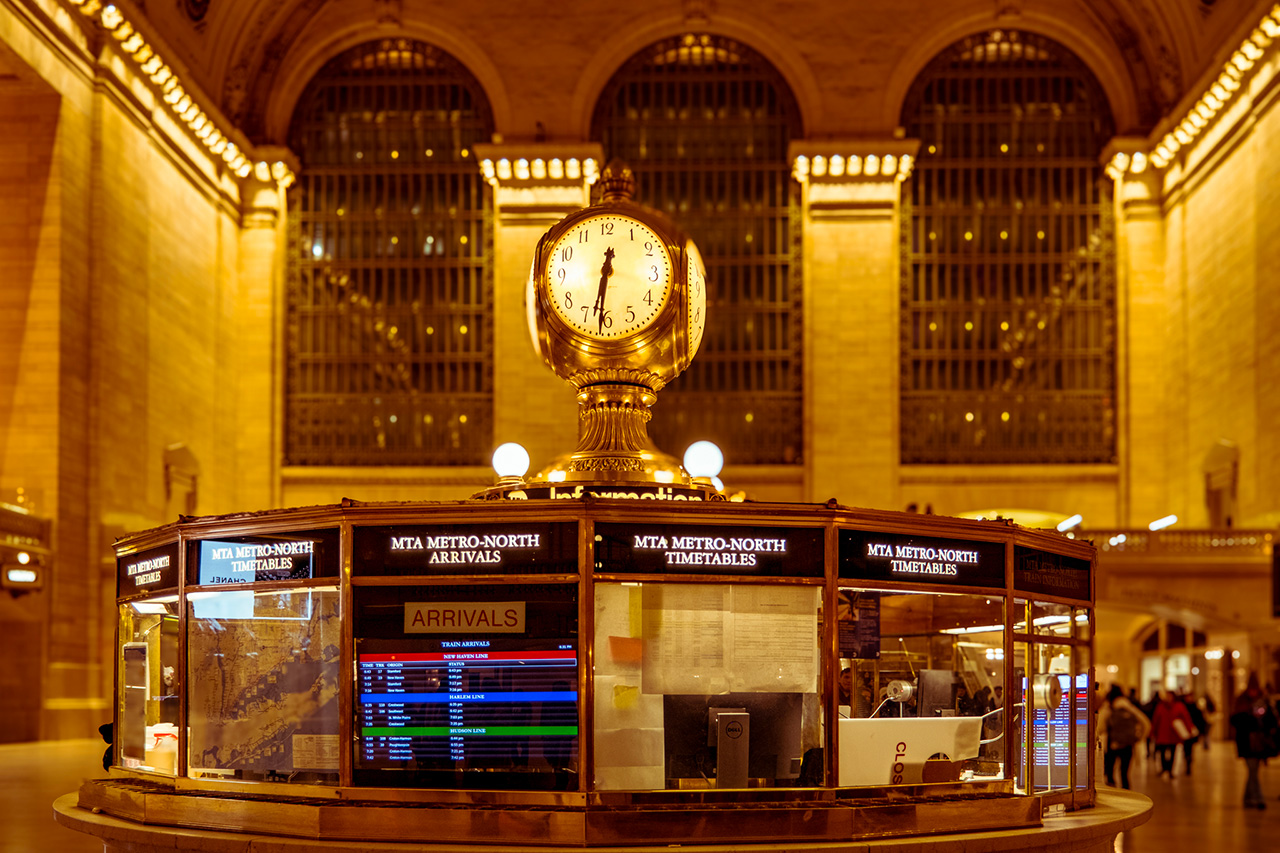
2,738,1278,852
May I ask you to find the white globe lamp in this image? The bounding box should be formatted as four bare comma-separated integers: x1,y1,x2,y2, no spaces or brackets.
492,442,530,485
683,441,724,491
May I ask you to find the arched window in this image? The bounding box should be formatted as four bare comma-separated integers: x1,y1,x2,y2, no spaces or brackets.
900,31,1116,464
593,34,804,465
285,39,494,466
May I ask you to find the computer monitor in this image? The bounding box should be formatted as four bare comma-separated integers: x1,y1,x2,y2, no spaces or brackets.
663,693,804,786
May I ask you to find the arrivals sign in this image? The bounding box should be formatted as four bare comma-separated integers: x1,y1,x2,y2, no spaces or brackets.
117,542,180,595
403,601,527,633
353,523,577,576
839,529,1006,588
593,522,824,577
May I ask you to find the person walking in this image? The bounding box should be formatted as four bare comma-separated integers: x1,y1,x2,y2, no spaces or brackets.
1229,673,1280,809
1179,692,1207,775
1099,684,1149,789
1150,690,1194,779
1140,692,1159,759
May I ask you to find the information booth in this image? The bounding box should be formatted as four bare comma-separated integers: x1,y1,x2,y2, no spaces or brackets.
95,497,1097,845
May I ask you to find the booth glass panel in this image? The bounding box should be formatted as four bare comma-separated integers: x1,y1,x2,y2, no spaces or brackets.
1012,598,1029,633
1012,641,1029,793
1073,646,1093,790
836,589,1005,787
186,587,341,784
116,598,180,773
592,582,821,790
1074,606,1092,641
1031,600,1073,637
1024,642,1078,793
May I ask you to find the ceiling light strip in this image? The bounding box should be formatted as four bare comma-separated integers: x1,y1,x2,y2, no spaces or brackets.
65,0,294,189
791,152,915,183
1110,3,1279,176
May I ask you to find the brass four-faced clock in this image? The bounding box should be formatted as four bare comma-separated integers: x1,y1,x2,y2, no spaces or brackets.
543,214,673,341
525,162,707,485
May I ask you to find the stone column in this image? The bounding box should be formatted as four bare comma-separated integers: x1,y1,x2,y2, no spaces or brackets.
789,141,918,509
1104,143,1167,527
235,157,293,511
473,144,601,474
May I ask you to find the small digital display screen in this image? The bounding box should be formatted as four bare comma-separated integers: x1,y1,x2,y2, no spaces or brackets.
355,638,579,789
1026,672,1090,790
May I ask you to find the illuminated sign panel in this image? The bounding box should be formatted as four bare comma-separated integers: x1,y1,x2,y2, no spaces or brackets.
593,523,823,577
353,523,577,576
189,530,340,585
838,529,1006,588
404,601,527,633
117,543,180,596
1014,547,1090,602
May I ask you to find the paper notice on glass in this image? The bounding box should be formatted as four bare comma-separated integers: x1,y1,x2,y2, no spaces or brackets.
292,734,339,770
594,763,665,791
639,584,818,694
593,674,665,731
728,586,819,693
641,584,729,694
594,725,666,767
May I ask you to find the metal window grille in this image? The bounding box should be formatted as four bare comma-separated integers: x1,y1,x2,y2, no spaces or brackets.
285,39,494,466
592,34,804,465
900,30,1116,464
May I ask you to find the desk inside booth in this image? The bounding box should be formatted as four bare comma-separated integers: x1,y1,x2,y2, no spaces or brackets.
838,717,984,786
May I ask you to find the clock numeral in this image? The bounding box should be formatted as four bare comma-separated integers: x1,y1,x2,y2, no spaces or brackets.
583,306,613,328
643,290,653,305
644,241,654,256
564,291,573,309
561,246,573,262
694,307,701,323
601,221,614,236
626,306,635,323
649,265,659,282
578,229,589,244
557,268,566,283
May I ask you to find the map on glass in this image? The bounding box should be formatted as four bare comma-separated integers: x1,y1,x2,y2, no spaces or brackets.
187,589,341,781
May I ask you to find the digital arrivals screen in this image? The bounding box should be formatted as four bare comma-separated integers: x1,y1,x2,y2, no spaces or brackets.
1025,673,1089,790
356,639,579,789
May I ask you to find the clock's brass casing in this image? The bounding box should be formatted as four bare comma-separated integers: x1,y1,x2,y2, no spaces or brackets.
521,162,710,489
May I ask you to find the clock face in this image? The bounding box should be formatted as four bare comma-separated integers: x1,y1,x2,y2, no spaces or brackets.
686,240,707,359
544,214,673,341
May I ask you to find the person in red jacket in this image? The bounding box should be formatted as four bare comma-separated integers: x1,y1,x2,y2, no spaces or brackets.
1150,690,1196,779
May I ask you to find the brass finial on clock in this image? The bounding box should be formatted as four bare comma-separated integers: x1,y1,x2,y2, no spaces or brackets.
515,160,710,491
597,161,636,202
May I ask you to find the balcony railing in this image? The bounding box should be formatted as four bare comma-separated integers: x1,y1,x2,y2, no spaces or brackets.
1079,529,1273,559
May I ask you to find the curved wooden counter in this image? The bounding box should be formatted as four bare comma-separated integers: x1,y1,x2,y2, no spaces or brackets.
55,788,1151,853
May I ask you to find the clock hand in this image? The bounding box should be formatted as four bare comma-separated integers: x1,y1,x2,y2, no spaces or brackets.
594,246,615,335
